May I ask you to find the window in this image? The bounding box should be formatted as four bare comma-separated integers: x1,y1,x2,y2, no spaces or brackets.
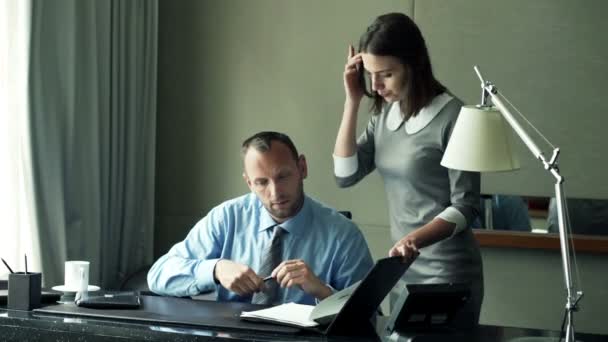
0,0,39,275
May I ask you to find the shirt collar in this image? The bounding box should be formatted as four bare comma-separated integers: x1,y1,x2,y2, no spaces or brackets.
257,195,311,236
385,92,454,133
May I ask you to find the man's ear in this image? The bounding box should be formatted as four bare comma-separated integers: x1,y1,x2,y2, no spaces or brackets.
298,155,308,179
243,172,253,191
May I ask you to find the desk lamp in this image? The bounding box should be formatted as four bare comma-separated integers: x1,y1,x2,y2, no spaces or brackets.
441,66,583,342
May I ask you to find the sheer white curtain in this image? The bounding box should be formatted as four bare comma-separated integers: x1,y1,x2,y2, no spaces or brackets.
0,0,41,277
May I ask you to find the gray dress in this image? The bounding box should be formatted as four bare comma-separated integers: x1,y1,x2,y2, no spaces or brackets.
335,94,483,321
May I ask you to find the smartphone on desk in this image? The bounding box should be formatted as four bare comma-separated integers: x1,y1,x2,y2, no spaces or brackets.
75,290,141,309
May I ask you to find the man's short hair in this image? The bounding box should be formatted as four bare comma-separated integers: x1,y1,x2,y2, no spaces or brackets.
241,131,299,161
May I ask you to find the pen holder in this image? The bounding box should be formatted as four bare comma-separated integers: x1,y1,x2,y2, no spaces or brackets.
8,272,41,311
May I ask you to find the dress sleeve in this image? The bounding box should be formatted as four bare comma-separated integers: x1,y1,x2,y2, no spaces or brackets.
437,102,481,234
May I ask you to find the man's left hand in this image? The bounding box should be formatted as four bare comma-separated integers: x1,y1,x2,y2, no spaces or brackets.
271,259,332,300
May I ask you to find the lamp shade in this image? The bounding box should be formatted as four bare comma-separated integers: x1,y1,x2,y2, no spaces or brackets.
441,105,520,172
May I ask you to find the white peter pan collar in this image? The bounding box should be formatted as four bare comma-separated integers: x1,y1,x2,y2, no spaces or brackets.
385,92,454,134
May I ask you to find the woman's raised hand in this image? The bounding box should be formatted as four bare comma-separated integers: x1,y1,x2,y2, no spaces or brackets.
343,45,364,104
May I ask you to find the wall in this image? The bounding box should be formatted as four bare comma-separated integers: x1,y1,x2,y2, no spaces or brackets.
155,0,410,257
413,0,608,199
155,0,608,335
480,247,608,334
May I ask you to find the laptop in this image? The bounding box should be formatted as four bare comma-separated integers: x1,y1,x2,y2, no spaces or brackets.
308,256,412,336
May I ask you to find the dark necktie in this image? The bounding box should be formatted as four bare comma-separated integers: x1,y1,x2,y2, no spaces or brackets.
251,225,284,305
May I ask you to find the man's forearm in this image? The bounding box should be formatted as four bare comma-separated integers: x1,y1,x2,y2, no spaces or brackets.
148,255,219,296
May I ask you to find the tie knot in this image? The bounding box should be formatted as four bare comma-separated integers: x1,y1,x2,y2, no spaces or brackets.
272,225,284,239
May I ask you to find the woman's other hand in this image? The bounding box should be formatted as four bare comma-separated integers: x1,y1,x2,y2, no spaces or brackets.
389,236,420,263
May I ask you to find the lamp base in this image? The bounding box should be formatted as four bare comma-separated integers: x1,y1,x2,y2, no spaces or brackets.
507,337,581,342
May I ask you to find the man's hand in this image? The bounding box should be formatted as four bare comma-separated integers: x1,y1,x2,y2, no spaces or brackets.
214,259,263,296
271,259,332,300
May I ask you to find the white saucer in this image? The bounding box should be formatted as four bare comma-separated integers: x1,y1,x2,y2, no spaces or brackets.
52,285,100,293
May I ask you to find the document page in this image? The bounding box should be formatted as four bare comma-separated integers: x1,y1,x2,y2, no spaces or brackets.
240,302,319,328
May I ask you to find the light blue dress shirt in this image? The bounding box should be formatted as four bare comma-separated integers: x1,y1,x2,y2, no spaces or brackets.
147,193,374,305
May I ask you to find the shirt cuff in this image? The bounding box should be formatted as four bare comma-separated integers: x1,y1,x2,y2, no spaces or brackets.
333,153,358,178
436,207,467,236
315,283,337,305
195,258,221,292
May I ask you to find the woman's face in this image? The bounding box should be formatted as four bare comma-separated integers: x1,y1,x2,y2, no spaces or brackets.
361,53,407,102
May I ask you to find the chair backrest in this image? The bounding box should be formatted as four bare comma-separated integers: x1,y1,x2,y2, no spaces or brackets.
338,211,352,220
119,265,151,291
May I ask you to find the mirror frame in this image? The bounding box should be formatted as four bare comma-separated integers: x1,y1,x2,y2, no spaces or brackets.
473,230,608,254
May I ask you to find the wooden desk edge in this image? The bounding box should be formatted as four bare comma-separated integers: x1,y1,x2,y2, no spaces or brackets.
473,230,608,254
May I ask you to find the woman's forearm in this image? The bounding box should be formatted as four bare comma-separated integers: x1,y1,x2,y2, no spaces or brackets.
406,218,456,249
333,100,360,157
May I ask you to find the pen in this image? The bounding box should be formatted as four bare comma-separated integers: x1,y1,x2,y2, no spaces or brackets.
25,254,28,274
263,276,274,282
1,258,15,274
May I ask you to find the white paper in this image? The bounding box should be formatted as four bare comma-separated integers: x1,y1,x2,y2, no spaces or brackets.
240,302,319,328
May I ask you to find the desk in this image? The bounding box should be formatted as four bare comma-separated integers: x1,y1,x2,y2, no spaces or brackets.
1,297,608,342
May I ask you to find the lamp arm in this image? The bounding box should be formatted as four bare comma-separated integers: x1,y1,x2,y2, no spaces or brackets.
555,177,582,342
473,67,582,342
484,87,544,161
488,87,576,294
473,65,550,166
555,181,576,297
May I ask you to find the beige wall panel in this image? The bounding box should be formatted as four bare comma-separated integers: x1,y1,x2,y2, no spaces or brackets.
414,0,608,198
156,0,413,253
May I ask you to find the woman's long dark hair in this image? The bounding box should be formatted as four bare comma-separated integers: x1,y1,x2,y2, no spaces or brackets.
358,13,446,119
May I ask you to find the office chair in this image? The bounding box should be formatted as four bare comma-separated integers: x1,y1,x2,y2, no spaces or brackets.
338,211,352,220
119,265,152,292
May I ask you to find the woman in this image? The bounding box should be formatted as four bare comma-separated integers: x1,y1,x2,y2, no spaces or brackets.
332,12,483,323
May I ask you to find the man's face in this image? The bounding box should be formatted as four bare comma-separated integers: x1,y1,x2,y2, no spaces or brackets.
243,141,307,223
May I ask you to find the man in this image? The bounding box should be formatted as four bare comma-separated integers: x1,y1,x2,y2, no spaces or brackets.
148,131,373,305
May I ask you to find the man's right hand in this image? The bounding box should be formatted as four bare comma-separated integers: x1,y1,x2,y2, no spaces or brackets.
213,259,264,296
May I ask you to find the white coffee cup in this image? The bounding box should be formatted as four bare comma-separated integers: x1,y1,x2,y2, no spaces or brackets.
64,260,89,292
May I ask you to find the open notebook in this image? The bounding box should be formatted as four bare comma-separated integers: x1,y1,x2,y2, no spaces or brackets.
240,256,411,336
240,302,318,327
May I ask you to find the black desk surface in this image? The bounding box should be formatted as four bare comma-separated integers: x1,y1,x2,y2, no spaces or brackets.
1,296,608,342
